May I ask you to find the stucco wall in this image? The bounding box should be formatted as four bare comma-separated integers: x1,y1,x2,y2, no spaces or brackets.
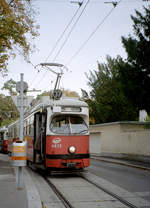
89,122,150,158
90,132,101,154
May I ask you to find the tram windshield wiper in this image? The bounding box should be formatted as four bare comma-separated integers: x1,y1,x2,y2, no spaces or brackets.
75,129,88,134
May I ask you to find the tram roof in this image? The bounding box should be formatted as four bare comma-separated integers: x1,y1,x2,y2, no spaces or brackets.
25,97,88,115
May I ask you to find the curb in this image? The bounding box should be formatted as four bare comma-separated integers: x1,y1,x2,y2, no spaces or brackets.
24,168,42,208
91,157,150,171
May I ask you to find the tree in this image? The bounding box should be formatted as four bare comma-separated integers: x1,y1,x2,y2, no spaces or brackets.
86,56,137,124
0,0,39,75
0,94,19,127
1,78,17,95
62,89,80,98
119,6,150,114
86,6,150,124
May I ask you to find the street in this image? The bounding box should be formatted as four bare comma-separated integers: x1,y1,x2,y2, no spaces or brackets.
88,158,150,203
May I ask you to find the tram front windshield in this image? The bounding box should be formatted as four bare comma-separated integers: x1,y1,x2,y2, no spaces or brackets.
50,115,88,135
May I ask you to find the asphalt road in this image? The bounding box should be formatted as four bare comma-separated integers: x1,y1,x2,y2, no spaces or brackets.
88,158,150,202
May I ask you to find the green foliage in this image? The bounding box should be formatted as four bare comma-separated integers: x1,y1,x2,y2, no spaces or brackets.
36,91,50,100
0,0,39,75
86,6,150,124
2,78,17,95
120,6,150,114
87,56,137,124
0,94,19,127
146,115,150,122
62,89,80,98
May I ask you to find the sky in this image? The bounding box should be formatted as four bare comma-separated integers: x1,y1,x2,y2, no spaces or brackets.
0,0,149,97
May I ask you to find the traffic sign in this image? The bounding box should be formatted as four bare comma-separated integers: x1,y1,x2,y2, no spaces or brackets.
16,81,28,93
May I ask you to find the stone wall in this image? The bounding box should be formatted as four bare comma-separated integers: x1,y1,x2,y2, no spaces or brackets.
89,122,150,162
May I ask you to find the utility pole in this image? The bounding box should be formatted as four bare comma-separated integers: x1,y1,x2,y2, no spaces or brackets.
12,74,34,189
19,73,24,142
18,73,24,189
15,73,28,189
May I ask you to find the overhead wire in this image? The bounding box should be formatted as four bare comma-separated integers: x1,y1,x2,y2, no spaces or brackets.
52,0,90,62
12,46,40,89
29,1,83,88
29,1,82,89
31,0,141,91
13,45,36,68
42,1,122,91
44,3,82,62
33,0,90,90
65,0,123,66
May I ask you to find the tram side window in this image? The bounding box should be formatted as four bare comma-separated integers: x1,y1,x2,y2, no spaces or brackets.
28,124,33,136
30,124,34,136
11,128,13,138
8,128,12,138
24,127,26,136
8,131,10,138
14,126,17,138
0,132,4,140
27,125,29,136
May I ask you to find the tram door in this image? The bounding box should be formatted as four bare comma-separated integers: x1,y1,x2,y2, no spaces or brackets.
34,112,46,163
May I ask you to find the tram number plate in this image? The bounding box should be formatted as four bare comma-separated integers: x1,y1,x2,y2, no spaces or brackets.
67,163,76,168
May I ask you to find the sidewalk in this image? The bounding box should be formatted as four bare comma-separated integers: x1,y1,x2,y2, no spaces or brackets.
91,154,150,171
0,154,42,208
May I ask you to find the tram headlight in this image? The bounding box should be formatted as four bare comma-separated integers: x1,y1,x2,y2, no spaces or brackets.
68,146,76,154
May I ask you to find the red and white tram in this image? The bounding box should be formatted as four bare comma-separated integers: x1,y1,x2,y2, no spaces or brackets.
0,126,8,153
8,96,90,172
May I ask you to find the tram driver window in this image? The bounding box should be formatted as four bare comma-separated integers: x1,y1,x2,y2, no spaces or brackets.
50,116,69,134
50,115,88,134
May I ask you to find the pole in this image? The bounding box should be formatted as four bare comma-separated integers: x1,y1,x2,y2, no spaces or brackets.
17,73,24,189
20,73,24,141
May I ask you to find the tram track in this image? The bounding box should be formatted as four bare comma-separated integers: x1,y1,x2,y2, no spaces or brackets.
44,175,75,208
44,172,140,208
28,165,74,208
79,173,139,208
29,166,144,208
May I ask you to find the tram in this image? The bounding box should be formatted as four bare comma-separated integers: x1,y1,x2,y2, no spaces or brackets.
7,63,90,173
8,96,90,172
0,126,8,153
7,121,19,155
